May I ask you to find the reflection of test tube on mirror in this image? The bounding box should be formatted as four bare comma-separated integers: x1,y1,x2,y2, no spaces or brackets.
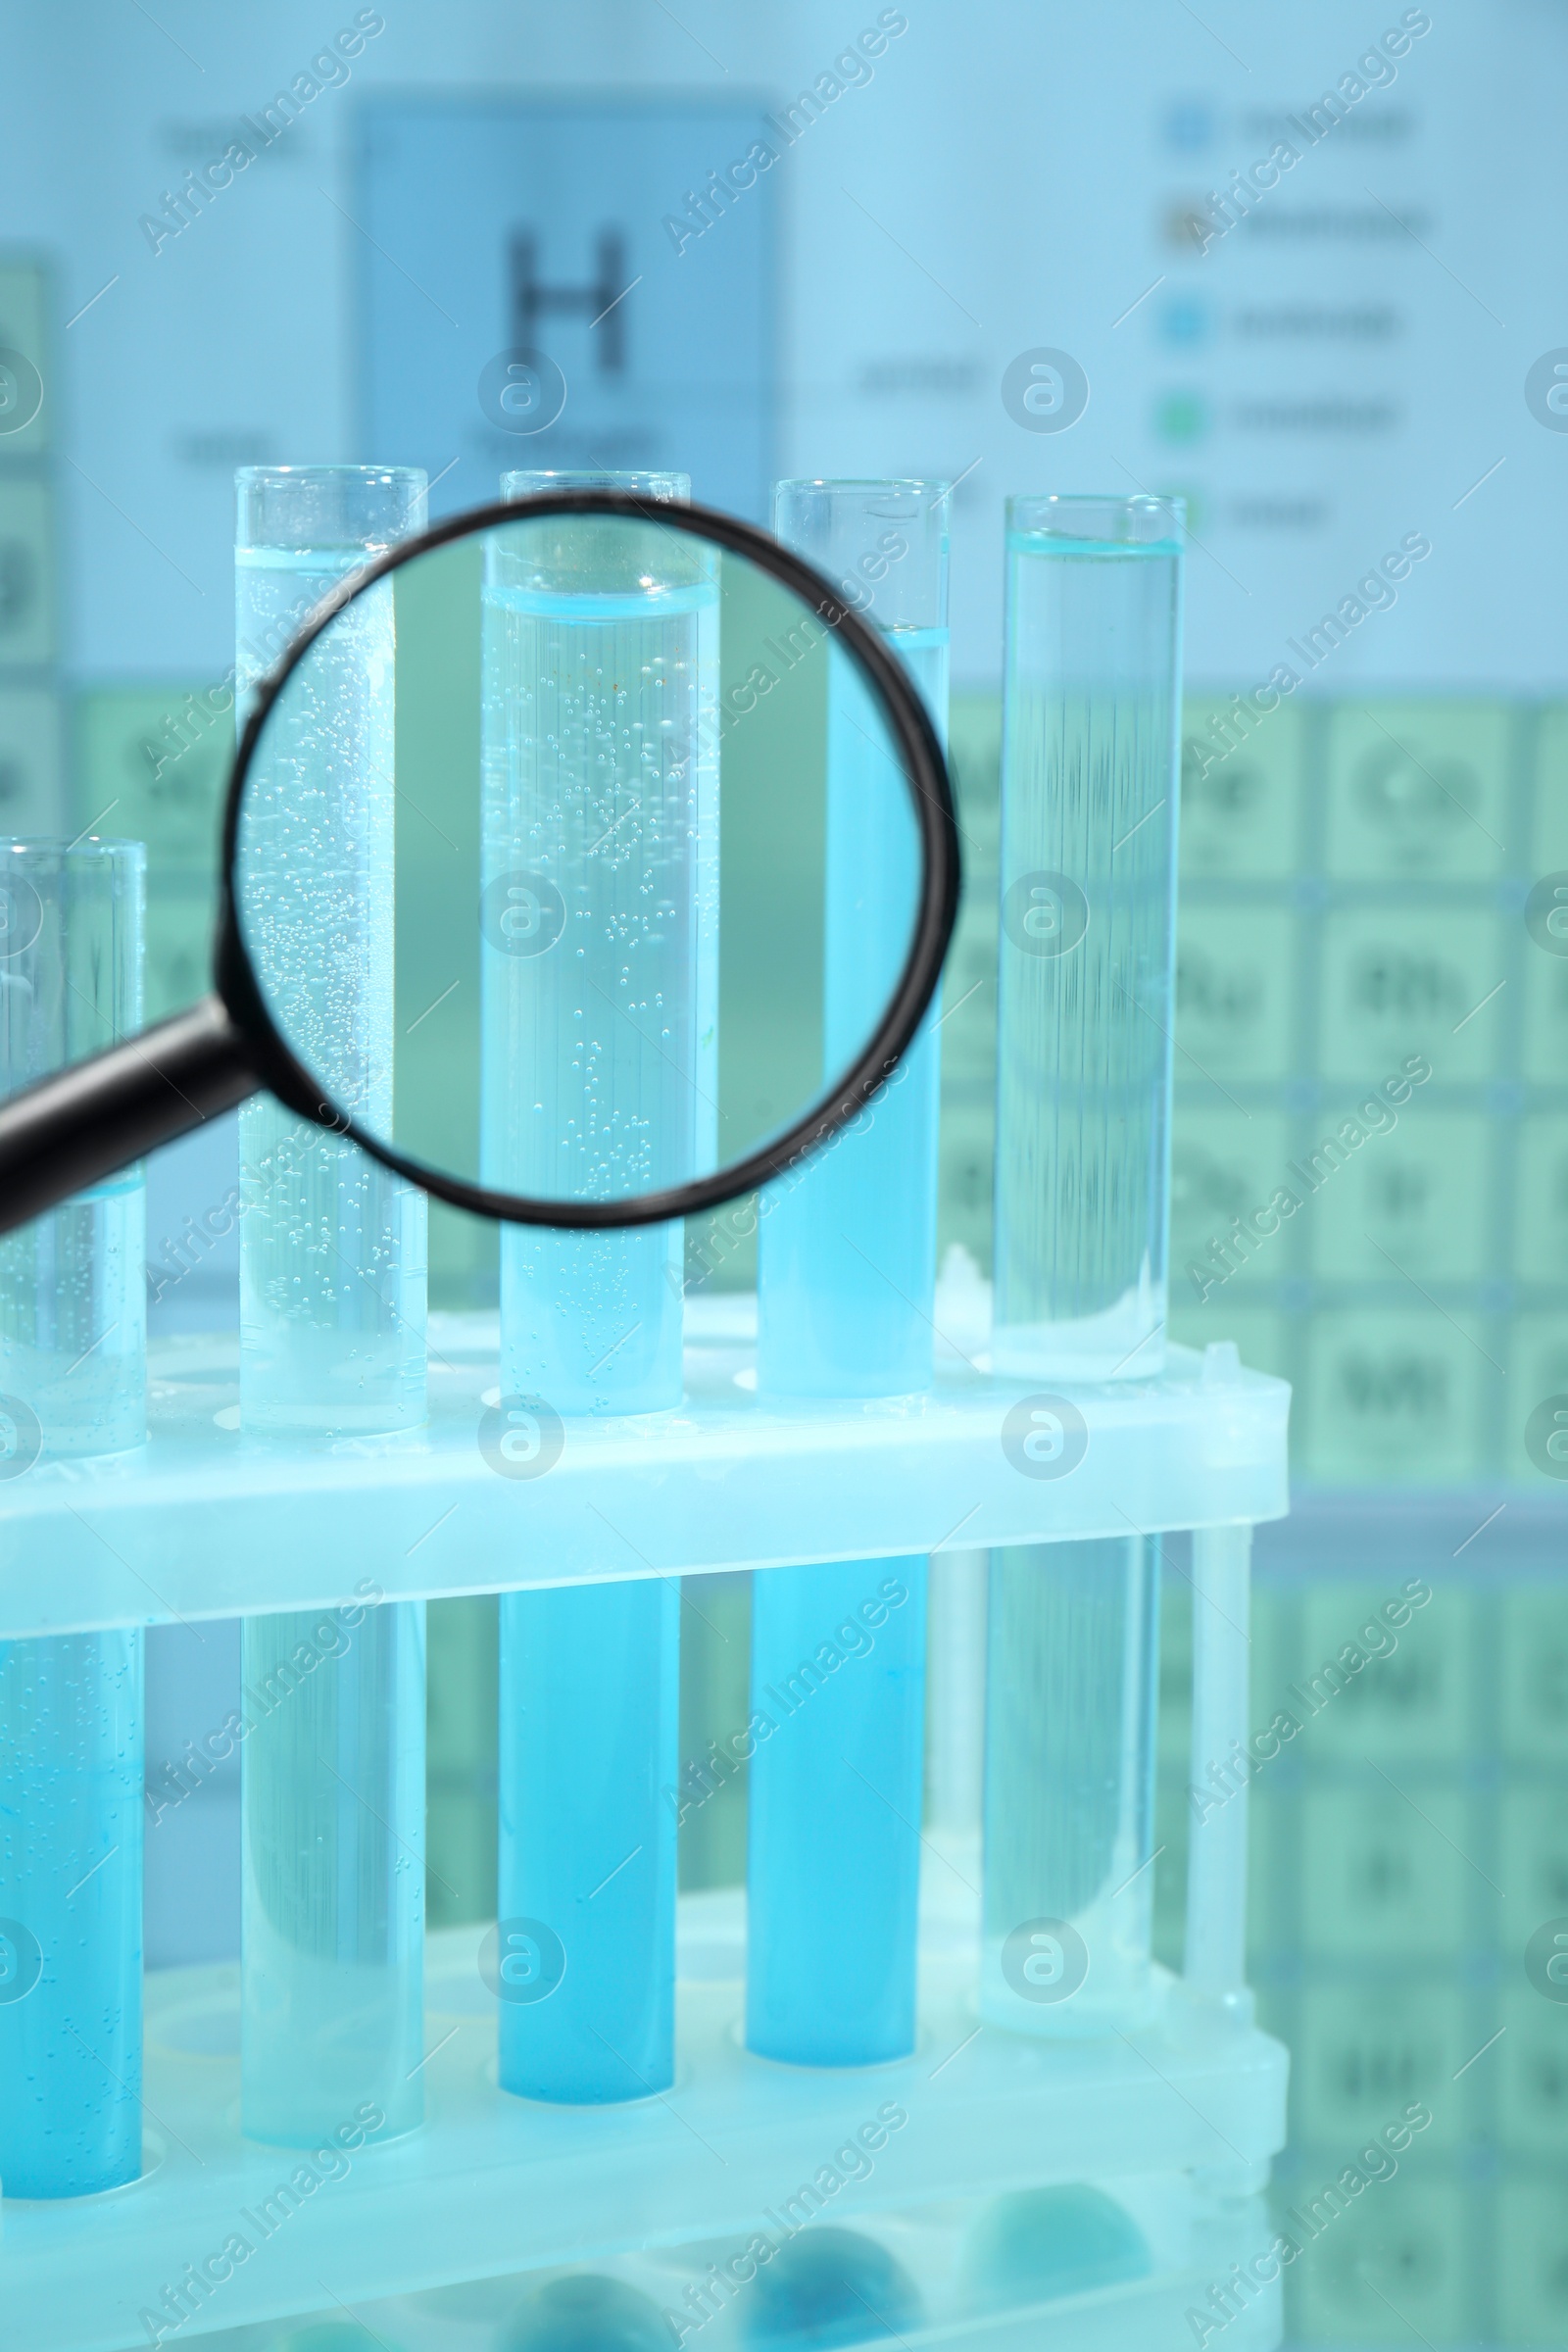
981,1538,1160,2035
484,471,714,2100
982,494,1183,2038
234,466,429,2145
749,480,949,2066
0,842,146,2197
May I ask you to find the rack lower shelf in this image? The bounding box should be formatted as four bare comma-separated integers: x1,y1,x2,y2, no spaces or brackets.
244,2173,1285,2352
0,1298,1289,1638
0,1901,1289,2352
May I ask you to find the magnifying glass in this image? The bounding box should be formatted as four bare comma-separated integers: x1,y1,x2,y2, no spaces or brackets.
0,492,958,1237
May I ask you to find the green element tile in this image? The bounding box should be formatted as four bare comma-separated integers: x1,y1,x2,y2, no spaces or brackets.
1513,1114,1568,1286
1505,1314,1568,1485
1167,1298,1293,1383
1176,902,1296,1085
0,682,63,833
1497,1988,1568,2160
677,1570,751,1893
1151,1775,1188,1975
145,884,217,1027
427,1198,498,1317
1495,1987,1566,2158
1531,705,1568,873
1298,1786,1470,1959
937,1100,994,1275
426,1595,498,1929
1496,2178,1568,2345
1289,2169,1468,2345
1311,1101,1490,1284
0,476,55,667
74,682,228,883
1317,906,1504,1088
1500,1591,1568,1765
1521,931,1568,1088
1500,1786,1568,1936
1293,1984,1466,2153
1180,695,1304,880
1293,1584,1467,1764
1170,1107,1295,1300
947,691,1002,846
1324,700,1511,882
1301,1308,1494,1486
0,257,49,460
1156,1569,1194,1773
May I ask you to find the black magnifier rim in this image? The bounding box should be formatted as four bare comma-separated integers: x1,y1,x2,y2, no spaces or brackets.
216,487,961,1232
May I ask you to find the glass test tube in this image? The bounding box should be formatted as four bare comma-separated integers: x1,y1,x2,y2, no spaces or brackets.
992,492,1183,1382
0,841,146,2197
235,466,428,2145
983,498,1180,2038
488,468,710,1414
748,482,949,2067
484,472,713,2102
981,1539,1159,2034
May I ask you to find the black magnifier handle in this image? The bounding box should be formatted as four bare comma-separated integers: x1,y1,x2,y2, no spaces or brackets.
0,997,259,1240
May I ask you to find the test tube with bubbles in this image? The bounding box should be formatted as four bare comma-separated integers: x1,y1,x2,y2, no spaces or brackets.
484,470,713,2101
0,840,145,2197
749,481,949,2067
993,493,1183,1382
234,465,428,1431
234,466,428,2145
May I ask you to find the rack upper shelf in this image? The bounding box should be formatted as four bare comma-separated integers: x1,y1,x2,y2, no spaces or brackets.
0,1298,1289,1639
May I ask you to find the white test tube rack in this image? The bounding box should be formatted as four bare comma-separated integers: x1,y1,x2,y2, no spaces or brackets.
0,1290,1290,2352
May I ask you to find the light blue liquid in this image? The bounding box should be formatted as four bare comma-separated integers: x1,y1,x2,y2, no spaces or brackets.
497,1580,678,2102
0,842,145,2197
235,546,427,1433
994,532,1181,1380
757,626,947,1396
981,1539,1159,2035
481,577,716,1415
235,528,428,2144
746,1559,926,2066
241,1599,425,2144
0,1630,143,2196
484,554,708,2108
748,625,946,2069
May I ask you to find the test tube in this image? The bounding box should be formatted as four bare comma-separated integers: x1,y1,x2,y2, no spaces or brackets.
980,1538,1160,2035
234,466,429,2145
234,465,428,1432
992,492,1183,1382
748,482,949,2068
488,468,708,1415
0,840,146,2197
757,479,949,1395
485,471,713,2101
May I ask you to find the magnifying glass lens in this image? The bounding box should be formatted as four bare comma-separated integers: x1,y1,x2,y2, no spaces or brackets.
231,509,930,1218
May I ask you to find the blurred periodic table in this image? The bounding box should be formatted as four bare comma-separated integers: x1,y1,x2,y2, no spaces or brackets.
939,686,1568,1492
